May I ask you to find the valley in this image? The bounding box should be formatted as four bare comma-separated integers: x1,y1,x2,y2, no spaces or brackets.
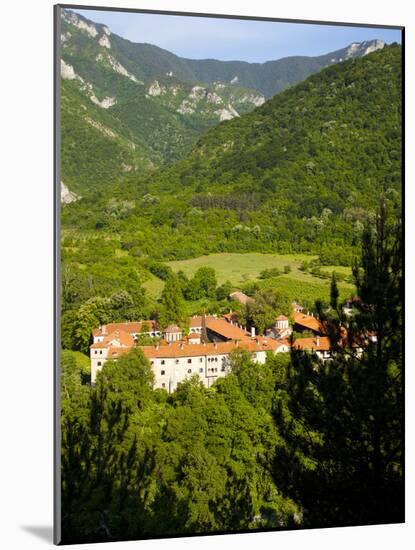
58,8,403,542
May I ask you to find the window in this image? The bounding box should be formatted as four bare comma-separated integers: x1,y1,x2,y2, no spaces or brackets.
187,369,192,374
199,357,203,362
175,359,179,364
99,350,102,355
94,350,97,355
199,368,203,373
161,360,165,365
221,366,225,372
97,361,102,366
187,358,192,364
162,383,166,388
161,370,165,375
215,357,218,362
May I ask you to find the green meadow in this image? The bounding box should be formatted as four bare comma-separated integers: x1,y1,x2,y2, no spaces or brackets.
142,252,355,307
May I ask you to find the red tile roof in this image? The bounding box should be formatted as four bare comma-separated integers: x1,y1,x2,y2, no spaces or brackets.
293,336,331,352
223,312,240,323
189,315,217,328
206,318,250,341
140,337,279,359
293,311,325,333
93,320,159,337
91,329,134,349
276,315,289,321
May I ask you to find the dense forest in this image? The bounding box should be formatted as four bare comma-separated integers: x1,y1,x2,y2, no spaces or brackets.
61,206,403,542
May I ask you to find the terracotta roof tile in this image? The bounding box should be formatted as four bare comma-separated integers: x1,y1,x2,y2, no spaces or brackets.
206,318,250,340
140,337,278,359
293,311,325,333
189,315,217,328
91,329,134,349
293,336,331,352
93,320,159,337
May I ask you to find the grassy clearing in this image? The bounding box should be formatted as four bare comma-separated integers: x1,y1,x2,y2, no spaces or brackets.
258,275,354,307
166,252,355,307
142,273,165,299
319,265,352,276
168,253,318,285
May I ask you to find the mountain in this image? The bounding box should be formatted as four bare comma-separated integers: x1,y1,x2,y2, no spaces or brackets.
60,8,266,189
59,8,388,197
61,9,385,98
136,44,402,261
183,40,386,98
62,44,401,269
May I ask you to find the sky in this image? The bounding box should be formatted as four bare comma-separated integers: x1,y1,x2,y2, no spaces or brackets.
74,8,402,63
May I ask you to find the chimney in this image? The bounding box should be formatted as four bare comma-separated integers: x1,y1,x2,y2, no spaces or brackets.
236,340,239,347
101,324,106,334
251,326,256,338
316,337,320,347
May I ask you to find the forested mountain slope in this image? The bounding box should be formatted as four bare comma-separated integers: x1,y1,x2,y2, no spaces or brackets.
183,39,386,97
143,44,402,254
60,9,265,193
62,45,401,269
60,8,387,196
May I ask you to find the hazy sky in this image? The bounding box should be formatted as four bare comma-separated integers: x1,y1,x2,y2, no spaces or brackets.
74,8,402,63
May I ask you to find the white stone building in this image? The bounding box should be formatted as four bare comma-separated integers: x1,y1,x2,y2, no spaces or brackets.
141,337,287,392
89,314,333,389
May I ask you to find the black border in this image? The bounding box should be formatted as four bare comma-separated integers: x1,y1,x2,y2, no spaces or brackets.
54,3,405,546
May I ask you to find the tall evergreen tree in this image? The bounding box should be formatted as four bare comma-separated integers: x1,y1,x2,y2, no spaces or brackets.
159,273,185,327
272,199,403,528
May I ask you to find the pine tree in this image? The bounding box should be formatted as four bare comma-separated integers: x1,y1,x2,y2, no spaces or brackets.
272,199,403,528
159,273,185,327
